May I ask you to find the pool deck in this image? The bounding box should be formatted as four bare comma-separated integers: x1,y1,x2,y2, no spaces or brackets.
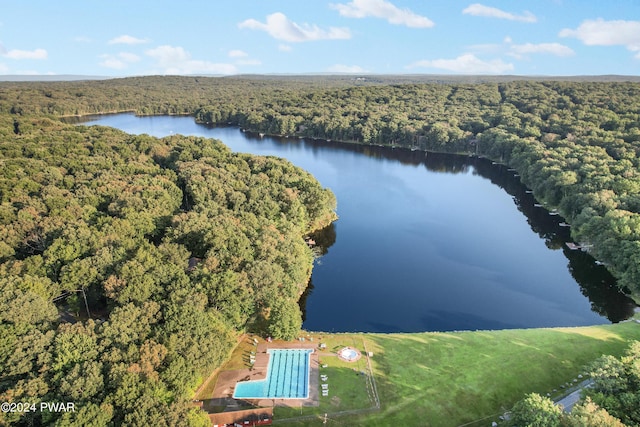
211,341,322,408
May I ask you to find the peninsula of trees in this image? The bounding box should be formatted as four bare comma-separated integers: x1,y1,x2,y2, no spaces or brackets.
0,103,336,425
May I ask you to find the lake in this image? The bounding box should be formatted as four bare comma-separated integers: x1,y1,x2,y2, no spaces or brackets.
80,114,636,332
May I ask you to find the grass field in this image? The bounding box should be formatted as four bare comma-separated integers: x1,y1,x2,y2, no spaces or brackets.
270,318,640,426
275,334,377,420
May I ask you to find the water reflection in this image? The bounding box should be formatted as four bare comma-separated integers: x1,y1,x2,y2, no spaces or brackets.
77,114,637,331
468,158,636,322
564,248,636,321
300,145,636,325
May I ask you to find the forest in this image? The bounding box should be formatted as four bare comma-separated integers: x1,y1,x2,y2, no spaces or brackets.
0,104,336,425
1,75,640,425
2,76,639,298
193,80,640,299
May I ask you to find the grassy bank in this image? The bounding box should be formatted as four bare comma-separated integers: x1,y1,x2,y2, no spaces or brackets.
265,319,640,426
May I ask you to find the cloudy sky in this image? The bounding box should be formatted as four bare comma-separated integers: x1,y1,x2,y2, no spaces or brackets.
1,0,639,76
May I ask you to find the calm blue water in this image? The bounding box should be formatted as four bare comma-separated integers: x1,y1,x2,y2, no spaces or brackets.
233,349,312,399
79,114,637,332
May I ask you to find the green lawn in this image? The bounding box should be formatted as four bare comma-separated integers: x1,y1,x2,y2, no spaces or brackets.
275,319,640,426
275,334,376,420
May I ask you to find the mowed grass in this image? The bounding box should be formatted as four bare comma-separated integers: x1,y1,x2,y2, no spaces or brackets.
275,334,375,420
279,320,640,426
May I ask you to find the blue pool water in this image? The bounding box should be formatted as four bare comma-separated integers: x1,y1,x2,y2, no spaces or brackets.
233,349,313,399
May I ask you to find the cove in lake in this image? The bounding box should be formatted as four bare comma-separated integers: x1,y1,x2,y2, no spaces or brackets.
80,114,636,332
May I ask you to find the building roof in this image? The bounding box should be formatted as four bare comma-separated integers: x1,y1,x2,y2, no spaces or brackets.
209,408,273,426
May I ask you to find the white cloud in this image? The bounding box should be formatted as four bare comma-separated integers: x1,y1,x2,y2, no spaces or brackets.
99,52,141,70
227,50,261,66
238,12,351,42
330,0,434,28
108,35,149,45
408,54,514,74
228,49,248,58
278,44,293,52
462,3,536,23
3,48,47,59
327,64,368,73
0,63,8,73
147,45,189,65
146,45,237,75
119,52,140,62
469,39,574,59
74,36,92,43
559,19,640,56
21,70,55,76
100,58,127,70
237,59,262,66
466,42,502,55
509,42,574,58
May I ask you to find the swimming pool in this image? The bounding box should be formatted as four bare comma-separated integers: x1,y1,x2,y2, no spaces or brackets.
233,349,313,399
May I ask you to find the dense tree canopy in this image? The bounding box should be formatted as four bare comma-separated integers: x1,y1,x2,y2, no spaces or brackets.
0,109,336,425
507,393,626,427
582,340,640,425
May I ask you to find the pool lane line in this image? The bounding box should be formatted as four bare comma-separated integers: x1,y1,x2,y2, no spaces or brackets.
267,350,279,397
291,350,299,397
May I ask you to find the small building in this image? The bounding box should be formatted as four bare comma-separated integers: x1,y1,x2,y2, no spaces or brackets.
209,408,273,427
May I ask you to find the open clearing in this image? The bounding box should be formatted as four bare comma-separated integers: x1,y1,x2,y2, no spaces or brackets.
199,317,640,426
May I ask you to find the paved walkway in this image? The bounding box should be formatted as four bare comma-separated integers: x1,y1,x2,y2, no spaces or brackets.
555,380,593,412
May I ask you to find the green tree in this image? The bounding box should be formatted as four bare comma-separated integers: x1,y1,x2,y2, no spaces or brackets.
509,393,563,427
266,298,302,340
54,403,114,427
584,341,640,425
565,397,625,427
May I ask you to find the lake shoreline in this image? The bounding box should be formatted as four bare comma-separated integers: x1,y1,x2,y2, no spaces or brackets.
77,112,638,332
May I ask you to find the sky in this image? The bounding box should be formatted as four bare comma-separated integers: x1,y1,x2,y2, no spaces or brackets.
1,0,639,77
